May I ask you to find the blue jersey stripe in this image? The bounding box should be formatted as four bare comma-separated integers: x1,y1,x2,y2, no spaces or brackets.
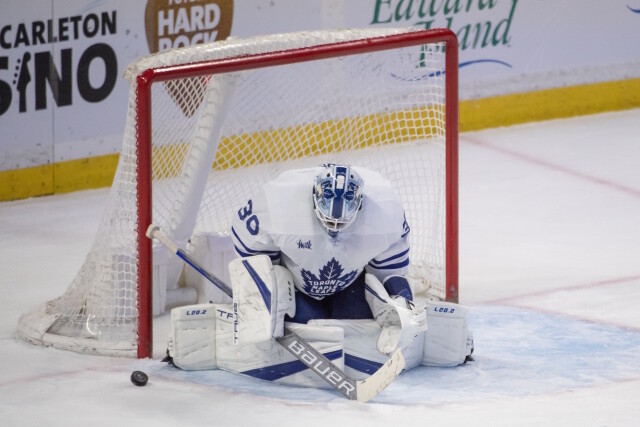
231,227,280,256
369,248,410,266
367,258,410,270
234,245,280,261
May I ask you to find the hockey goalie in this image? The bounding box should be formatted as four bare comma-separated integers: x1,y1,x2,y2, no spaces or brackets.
164,164,474,389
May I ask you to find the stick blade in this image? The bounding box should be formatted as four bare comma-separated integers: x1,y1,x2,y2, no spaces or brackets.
355,348,405,402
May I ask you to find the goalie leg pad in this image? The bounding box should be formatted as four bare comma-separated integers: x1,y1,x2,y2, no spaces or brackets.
229,255,295,344
311,319,424,380
214,308,345,389
167,303,218,370
420,301,473,367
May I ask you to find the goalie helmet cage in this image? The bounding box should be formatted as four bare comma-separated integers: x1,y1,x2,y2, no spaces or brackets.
17,28,458,359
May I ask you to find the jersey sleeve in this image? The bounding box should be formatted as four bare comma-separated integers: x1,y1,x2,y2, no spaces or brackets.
364,213,411,281
230,190,281,264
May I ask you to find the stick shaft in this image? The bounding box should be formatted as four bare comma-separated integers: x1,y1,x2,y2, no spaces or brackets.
146,224,232,296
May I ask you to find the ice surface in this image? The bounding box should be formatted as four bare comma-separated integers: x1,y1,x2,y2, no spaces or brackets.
1,110,639,426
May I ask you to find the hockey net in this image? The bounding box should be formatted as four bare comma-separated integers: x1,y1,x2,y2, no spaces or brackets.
17,28,458,358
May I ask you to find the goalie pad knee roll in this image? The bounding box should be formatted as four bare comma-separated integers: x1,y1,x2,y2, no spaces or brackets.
229,255,295,344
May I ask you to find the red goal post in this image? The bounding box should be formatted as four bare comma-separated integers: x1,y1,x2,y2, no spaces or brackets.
136,28,459,358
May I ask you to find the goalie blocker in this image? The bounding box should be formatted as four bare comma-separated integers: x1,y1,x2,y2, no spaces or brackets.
166,255,473,388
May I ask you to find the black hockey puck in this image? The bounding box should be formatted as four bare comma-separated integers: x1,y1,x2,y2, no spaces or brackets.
130,370,148,386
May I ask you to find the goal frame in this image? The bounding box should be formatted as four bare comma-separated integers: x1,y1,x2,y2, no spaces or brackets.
134,28,459,358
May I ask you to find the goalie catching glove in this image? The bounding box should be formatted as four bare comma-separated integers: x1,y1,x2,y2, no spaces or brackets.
364,274,428,355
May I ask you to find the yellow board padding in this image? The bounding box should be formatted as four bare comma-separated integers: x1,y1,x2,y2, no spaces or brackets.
150,107,441,179
213,107,442,171
1,77,639,202
0,164,54,201
54,154,120,194
460,77,640,132
0,154,119,201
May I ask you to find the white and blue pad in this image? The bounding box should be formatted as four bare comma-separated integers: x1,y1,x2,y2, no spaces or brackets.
420,301,473,367
167,303,218,371
229,255,295,344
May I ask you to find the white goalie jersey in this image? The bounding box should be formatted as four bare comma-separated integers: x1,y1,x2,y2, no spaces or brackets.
231,166,411,300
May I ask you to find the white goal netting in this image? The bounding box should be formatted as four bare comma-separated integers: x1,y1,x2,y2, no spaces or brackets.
17,28,457,357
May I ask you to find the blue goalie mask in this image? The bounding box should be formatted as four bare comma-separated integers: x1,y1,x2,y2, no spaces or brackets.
312,165,364,236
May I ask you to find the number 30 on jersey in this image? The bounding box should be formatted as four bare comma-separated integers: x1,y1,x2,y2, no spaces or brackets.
238,199,259,235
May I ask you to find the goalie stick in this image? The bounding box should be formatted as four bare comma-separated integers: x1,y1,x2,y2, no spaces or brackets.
146,224,405,402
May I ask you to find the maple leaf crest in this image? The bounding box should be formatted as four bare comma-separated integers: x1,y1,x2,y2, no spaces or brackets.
300,258,358,297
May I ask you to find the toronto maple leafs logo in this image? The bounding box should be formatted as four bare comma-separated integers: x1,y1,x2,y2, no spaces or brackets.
300,258,358,298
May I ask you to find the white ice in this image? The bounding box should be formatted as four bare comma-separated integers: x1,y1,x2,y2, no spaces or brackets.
1,109,639,426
